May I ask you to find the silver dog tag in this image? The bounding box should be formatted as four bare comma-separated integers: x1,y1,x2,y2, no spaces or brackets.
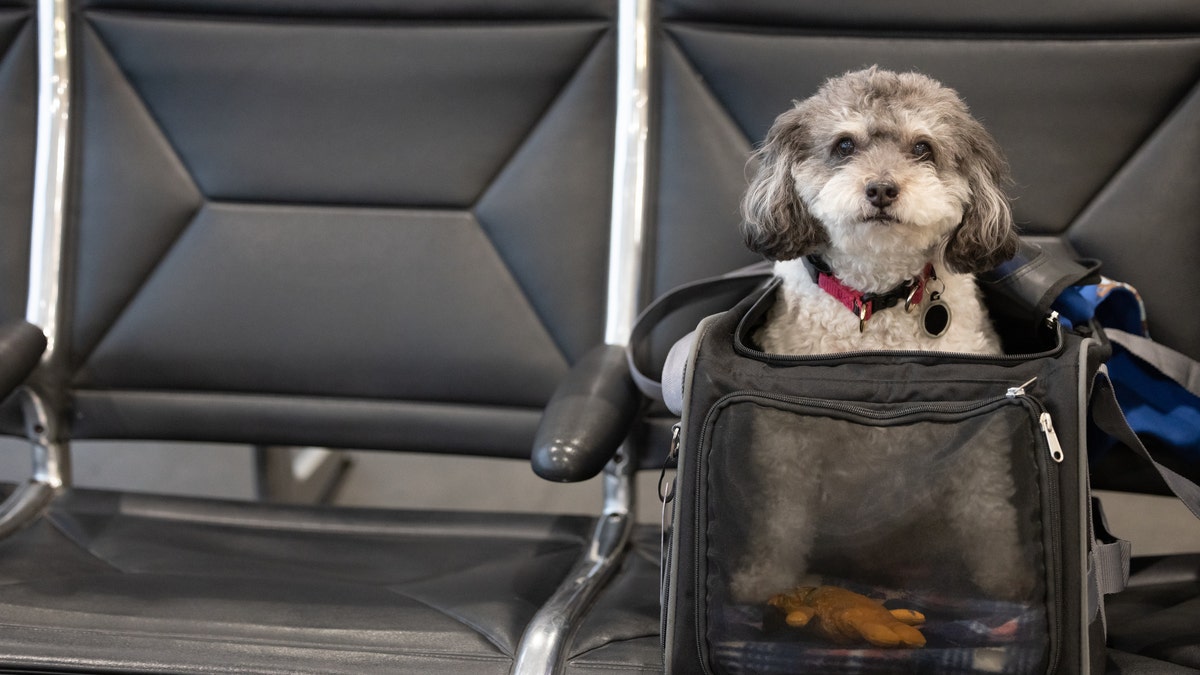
921,294,951,338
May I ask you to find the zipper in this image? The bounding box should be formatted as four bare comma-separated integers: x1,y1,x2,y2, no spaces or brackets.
659,424,681,505
734,283,1065,365
660,424,680,653
693,407,714,674
1040,413,1065,463
660,524,674,652
691,378,1068,674
1008,378,1066,674
736,332,1063,364
1007,377,1066,464
707,388,1015,424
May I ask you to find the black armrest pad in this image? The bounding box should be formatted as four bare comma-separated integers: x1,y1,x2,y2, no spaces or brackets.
532,343,641,482
0,320,47,400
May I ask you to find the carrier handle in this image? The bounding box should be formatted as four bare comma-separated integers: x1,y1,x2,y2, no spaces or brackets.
1087,496,1133,629
626,262,772,402
977,240,1101,323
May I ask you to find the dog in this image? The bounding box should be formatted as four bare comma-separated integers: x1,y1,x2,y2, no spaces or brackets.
727,67,1036,605
742,66,1018,355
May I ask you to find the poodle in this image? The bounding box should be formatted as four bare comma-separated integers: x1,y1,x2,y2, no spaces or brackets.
727,67,1037,605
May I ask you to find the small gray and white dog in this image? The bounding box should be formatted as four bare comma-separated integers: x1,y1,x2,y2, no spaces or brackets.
742,66,1019,354
729,68,1035,604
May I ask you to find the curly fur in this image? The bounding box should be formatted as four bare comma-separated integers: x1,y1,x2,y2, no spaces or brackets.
729,68,1034,603
729,408,1037,604
742,66,1018,356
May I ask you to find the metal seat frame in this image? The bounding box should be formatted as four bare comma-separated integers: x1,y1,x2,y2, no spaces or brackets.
0,0,70,539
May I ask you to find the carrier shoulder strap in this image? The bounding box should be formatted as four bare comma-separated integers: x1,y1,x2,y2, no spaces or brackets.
626,261,773,402
1087,367,1200,620
1091,370,1200,521
1106,329,1200,397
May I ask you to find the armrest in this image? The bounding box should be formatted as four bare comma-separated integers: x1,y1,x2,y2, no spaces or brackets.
0,319,47,401
532,343,641,482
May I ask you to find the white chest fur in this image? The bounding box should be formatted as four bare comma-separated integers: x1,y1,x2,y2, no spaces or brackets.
755,260,1002,355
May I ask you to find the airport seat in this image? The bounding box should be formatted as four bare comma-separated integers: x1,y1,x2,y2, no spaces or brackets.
0,0,34,329
0,1,623,672
0,0,36,434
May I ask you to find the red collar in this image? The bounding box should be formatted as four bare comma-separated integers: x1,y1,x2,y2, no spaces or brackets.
803,256,934,330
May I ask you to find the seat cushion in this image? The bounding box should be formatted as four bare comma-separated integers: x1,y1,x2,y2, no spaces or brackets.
0,488,593,674
565,525,662,674
1105,555,1200,672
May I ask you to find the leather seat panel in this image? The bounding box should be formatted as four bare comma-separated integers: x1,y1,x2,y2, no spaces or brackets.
0,488,595,673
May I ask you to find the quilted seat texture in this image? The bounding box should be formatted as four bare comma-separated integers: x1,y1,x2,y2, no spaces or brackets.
0,0,620,672
0,488,595,673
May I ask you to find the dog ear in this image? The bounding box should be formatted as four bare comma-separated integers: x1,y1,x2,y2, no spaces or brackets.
942,127,1020,274
740,109,826,261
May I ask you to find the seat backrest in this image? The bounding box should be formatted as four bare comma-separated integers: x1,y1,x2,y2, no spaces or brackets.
0,0,35,326
44,0,616,457
0,0,36,437
649,0,1200,361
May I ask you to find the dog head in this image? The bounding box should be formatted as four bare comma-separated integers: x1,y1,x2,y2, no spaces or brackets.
740,67,1018,275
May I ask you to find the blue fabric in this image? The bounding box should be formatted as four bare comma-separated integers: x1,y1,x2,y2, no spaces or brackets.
1053,285,1145,336
1053,280,1199,463
1109,347,1200,456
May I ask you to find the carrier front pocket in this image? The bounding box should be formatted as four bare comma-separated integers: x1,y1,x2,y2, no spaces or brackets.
697,387,1061,675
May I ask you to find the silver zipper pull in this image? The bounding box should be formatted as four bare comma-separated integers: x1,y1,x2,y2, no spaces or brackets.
667,423,681,462
1040,412,1065,463
659,424,681,504
1046,310,1061,330
1007,376,1038,398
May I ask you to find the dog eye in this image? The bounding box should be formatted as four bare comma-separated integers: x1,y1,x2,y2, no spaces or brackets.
834,137,856,158
912,141,934,161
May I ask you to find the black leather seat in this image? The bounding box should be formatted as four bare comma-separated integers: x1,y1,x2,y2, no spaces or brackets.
0,0,43,490
560,1,1200,672
0,0,34,330
0,488,596,673
0,0,621,672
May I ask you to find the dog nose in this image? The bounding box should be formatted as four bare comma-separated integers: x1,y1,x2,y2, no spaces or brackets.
865,181,899,208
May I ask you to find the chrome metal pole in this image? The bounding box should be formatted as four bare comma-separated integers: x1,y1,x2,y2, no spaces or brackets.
27,0,71,358
511,0,651,671
509,449,635,674
603,0,652,349
0,0,73,539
